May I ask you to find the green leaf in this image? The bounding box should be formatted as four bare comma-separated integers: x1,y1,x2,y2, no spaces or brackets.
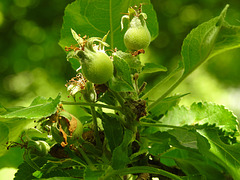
24,128,48,141
0,95,61,156
197,128,240,180
146,129,198,151
146,132,172,155
59,0,158,51
141,61,184,106
168,129,198,149
41,170,70,179
160,102,238,134
181,5,228,76
98,91,116,106
152,139,225,179
84,167,104,180
64,169,84,178
113,50,142,72
14,158,47,180
0,103,7,114
111,129,134,169
68,58,81,71
142,63,167,74
0,122,9,146
0,94,61,119
150,94,189,117
144,5,240,111
14,161,36,180
101,113,124,152
30,96,50,106
210,21,240,58
108,55,134,92
108,77,134,92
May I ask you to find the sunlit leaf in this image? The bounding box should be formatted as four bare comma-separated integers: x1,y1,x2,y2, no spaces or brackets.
181,5,228,76
0,103,7,114
144,5,240,111
0,94,61,119
0,95,61,156
160,102,238,134
108,55,134,92
141,63,167,74
114,50,142,72
111,129,134,169
59,0,158,51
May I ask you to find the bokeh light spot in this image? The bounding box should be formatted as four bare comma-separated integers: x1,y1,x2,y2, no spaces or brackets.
0,11,4,27
3,71,33,94
180,5,201,23
14,20,46,43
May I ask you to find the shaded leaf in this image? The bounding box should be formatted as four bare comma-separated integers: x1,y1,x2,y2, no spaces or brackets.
111,166,182,180
208,21,240,61
101,113,124,152
84,167,104,180
146,129,198,152
111,129,134,169
38,177,79,180
168,129,198,149
68,58,81,71
14,161,36,180
14,158,47,180
150,94,189,117
146,132,172,156
155,140,225,179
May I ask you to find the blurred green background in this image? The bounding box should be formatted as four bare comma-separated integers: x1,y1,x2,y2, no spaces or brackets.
0,0,240,179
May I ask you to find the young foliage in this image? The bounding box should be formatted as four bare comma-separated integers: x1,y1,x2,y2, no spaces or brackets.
159,102,238,134
59,0,158,51
1,1,240,180
198,128,240,180
0,95,60,156
143,5,240,110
